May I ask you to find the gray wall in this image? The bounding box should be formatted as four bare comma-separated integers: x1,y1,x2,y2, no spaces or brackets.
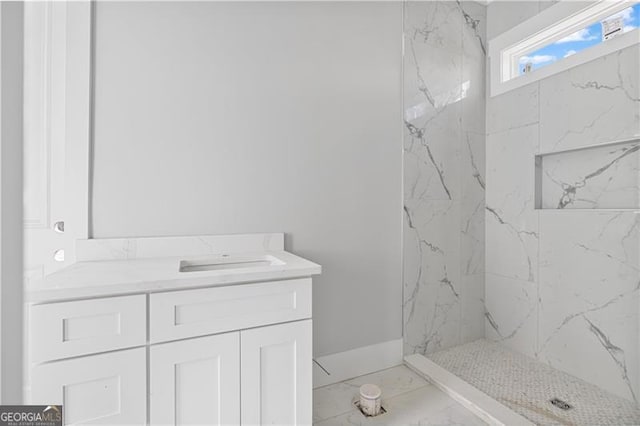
90,2,403,357
1,1,24,404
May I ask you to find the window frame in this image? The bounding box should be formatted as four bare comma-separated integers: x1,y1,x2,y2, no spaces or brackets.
489,0,640,97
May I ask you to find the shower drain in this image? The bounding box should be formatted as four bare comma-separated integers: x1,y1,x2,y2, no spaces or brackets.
550,397,573,411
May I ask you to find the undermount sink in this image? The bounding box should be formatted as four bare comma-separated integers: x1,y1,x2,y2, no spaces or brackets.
179,254,285,273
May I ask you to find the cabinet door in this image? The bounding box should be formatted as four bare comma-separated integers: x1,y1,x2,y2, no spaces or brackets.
150,332,240,426
30,348,146,425
241,320,312,426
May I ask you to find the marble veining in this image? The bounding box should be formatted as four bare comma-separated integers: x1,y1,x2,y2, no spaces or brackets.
585,317,636,402
538,140,640,210
539,47,639,153
404,0,640,410
465,133,485,191
538,212,640,402
486,123,539,284
403,0,486,356
485,10,640,402
456,1,486,56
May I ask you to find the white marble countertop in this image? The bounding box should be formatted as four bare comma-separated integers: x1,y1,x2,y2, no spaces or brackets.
27,250,321,303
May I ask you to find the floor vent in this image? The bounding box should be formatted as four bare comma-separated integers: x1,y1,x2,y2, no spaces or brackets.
550,398,573,411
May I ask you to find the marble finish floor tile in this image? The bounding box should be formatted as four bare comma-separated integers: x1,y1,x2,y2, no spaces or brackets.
314,366,427,422
314,365,485,425
428,339,640,426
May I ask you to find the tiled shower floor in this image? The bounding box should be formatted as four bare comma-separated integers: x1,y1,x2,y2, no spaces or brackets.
313,365,486,425
428,339,640,426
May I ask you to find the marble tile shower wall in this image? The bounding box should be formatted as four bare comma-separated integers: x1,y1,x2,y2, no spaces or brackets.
403,1,487,355
539,140,640,210
485,39,640,406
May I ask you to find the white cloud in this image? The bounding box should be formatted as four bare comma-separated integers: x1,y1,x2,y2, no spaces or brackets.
555,28,597,44
608,6,634,25
552,6,636,45
564,49,577,58
519,54,556,65
603,7,637,34
603,7,638,37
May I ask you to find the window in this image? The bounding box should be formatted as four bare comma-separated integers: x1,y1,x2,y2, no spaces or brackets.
489,1,640,97
519,3,640,75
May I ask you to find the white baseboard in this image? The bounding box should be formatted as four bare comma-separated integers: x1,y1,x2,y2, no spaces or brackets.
313,339,403,388
404,354,534,426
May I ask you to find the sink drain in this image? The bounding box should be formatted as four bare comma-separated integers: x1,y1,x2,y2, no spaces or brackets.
550,397,572,411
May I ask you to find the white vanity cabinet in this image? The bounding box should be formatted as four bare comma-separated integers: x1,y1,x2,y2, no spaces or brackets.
31,348,147,425
241,320,312,425
150,332,241,425
28,278,314,426
29,295,148,425
149,320,313,426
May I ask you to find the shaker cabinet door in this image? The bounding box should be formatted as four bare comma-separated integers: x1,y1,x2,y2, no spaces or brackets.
150,332,240,426
241,320,312,426
30,348,146,425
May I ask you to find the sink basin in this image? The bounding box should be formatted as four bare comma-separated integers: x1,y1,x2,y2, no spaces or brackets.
179,255,285,273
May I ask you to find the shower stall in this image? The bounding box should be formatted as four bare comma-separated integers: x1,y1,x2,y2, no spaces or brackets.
402,1,640,424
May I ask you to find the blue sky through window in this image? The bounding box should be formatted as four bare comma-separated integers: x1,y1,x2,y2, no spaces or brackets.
518,3,640,75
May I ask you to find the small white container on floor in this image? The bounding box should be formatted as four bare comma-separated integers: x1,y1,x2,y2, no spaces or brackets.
359,384,382,416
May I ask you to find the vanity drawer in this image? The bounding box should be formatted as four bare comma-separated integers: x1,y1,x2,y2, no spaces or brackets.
30,295,146,363
149,278,311,343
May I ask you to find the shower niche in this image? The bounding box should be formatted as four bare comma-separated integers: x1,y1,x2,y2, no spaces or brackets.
535,137,640,210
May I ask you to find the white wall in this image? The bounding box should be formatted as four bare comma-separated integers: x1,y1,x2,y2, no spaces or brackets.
90,2,402,357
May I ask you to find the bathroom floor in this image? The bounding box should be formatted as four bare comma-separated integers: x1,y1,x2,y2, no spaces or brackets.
313,365,486,425
428,339,640,425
